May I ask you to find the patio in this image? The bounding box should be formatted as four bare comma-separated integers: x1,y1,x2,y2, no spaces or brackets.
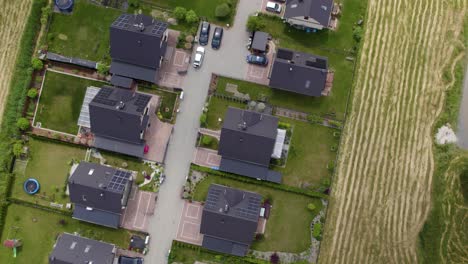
192,148,222,168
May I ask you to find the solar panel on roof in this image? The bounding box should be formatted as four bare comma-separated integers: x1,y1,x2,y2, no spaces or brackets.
277,49,294,60
134,95,151,112
305,58,327,69
107,170,131,192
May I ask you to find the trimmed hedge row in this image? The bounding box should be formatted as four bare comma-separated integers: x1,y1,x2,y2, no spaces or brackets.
191,164,327,199
0,0,47,238
8,197,72,217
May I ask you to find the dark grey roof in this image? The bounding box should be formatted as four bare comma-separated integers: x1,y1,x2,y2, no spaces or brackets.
200,184,261,256
110,75,134,89
129,235,146,251
219,158,282,183
218,107,278,166
284,0,334,27
110,14,167,80
110,60,159,83
46,52,97,69
251,31,269,52
202,236,249,256
73,204,121,228
94,136,146,158
89,86,151,145
49,233,115,264
68,162,132,214
269,48,328,96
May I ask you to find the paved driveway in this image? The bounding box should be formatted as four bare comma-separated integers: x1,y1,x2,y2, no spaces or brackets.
175,201,204,245
193,148,222,167
121,186,157,232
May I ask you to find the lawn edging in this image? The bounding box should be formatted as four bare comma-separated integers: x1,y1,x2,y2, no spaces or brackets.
0,0,47,239
191,164,328,199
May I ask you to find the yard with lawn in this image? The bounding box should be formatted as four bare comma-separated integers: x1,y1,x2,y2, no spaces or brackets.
47,0,122,63
193,173,321,253
35,71,104,134
0,204,131,264
139,85,179,122
204,96,246,130
198,135,219,150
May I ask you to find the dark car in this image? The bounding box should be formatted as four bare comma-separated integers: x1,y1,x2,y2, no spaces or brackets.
211,27,224,49
246,54,268,66
199,21,210,46
119,256,144,264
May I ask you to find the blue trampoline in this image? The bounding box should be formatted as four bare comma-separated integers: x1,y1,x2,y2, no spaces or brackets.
23,178,40,195
55,0,74,13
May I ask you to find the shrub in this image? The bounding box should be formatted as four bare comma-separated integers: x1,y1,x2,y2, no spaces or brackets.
353,26,363,43
199,113,207,127
313,223,322,240
307,203,316,212
17,118,30,131
255,233,264,241
215,3,231,18
31,57,43,70
201,135,213,146
127,0,140,8
96,63,109,75
27,88,38,99
327,160,335,173
174,7,187,21
247,16,265,32
40,6,51,25
12,141,23,157
185,10,199,24
270,252,280,264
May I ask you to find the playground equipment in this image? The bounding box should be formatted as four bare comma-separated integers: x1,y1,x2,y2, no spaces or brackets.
3,226,21,258
23,178,40,194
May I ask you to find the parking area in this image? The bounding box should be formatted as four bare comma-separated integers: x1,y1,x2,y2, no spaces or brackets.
193,148,222,168
121,186,157,232
261,0,285,16
245,42,275,85
157,30,191,88
175,201,204,245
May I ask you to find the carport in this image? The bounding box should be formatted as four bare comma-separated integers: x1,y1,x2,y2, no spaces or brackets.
251,31,269,54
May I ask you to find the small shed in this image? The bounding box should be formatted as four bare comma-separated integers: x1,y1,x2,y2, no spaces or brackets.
251,31,269,53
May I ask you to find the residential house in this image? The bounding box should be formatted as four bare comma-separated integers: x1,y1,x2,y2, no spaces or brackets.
200,184,262,256
269,48,329,96
89,86,152,158
283,0,334,30
68,162,133,228
49,233,116,264
218,107,282,183
110,14,168,83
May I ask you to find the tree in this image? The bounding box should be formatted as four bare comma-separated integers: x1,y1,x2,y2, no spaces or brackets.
127,0,140,8
202,135,213,146
247,15,266,32
174,7,187,21
12,141,23,157
185,10,199,24
27,88,38,99
270,252,280,264
96,63,109,75
31,58,43,70
17,118,30,131
215,3,231,18
307,203,316,212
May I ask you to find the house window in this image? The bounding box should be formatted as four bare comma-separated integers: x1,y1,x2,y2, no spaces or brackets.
82,195,87,201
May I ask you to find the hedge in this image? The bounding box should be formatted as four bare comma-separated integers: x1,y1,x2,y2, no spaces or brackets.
191,164,328,199
0,0,47,239
7,197,72,217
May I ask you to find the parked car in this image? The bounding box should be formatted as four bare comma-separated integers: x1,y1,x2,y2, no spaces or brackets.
119,256,144,264
266,1,282,13
193,46,205,68
199,21,211,46
211,27,224,49
246,54,268,66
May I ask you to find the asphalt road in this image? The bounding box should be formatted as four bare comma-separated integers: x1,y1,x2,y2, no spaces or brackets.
457,64,468,148
144,1,263,263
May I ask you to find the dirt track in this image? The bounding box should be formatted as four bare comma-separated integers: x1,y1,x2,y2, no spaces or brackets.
319,0,466,263
0,0,33,124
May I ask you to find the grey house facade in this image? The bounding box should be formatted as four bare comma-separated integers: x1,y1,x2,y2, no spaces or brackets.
218,107,282,183
283,0,334,30
49,233,116,264
200,184,262,256
68,162,133,228
89,86,152,158
269,48,329,96
110,14,168,83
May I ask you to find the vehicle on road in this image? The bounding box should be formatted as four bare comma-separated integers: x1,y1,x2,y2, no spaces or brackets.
193,46,205,68
246,54,268,66
211,27,224,49
119,256,144,264
199,21,211,46
266,1,282,13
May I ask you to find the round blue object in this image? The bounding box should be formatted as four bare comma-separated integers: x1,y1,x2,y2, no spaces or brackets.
55,0,74,12
23,178,40,195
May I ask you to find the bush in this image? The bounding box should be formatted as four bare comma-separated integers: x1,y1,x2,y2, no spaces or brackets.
202,135,213,146
17,118,30,131
270,252,280,264
127,0,140,8
307,203,316,212
353,26,363,43
27,88,38,99
12,141,23,157
313,223,322,240
40,6,51,25
199,113,207,127
96,63,109,75
327,160,335,173
31,57,43,70
215,3,231,18
185,10,199,24
247,16,266,32
174,7,187,21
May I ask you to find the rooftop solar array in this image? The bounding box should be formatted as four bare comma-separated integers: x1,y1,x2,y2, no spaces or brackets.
112,14,167,37
135,95,151,112
107,169,131,192
205,188,222,210
276,49,294,60
112,14,131,29
234,196,261,220
78,87,100,128
305,58,327,69
93,87,116,106
150,20,167,37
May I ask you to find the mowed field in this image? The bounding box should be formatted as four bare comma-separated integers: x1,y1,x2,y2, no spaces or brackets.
0,0,33,124
320,0,466,263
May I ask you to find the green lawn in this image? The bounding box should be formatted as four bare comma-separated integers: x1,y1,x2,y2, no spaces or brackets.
0,204,131,264
139,86,179,121
205,96,246,130
12,138,86,207
35,71,104,134
193,174,320,252
199,135,219,150
47,0,122,62
276,118,338,187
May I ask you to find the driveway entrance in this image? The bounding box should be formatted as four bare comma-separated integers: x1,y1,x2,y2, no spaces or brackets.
175,201,204,245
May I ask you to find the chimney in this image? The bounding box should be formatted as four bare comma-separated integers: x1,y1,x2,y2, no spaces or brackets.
224,204,229,213
116,101,125,110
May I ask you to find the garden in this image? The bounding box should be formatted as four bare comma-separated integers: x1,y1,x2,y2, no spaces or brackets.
202,96,246,130
34,71,104,134
138,85,179,122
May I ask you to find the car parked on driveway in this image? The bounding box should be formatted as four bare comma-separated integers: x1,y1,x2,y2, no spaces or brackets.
199,21,210,46
211,27,224,49
119,256,144,264
246,54,268,66
266,1,282,13
193,46,205,68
